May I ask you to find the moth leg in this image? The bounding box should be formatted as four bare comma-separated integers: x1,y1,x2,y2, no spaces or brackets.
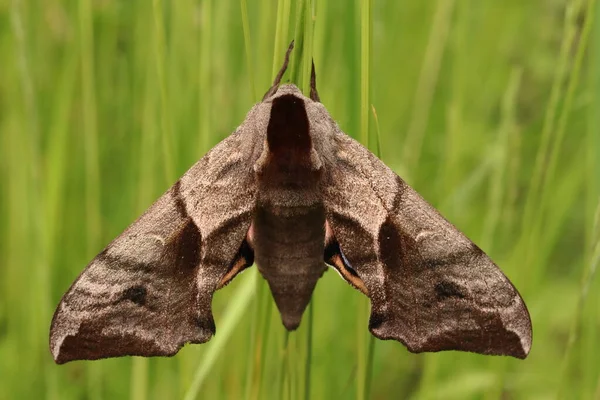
310,60,320,102
262,41,295,100
217,227,255,289
324,221,368,295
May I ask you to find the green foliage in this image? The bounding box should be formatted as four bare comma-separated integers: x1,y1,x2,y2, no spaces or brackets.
1,0,598,399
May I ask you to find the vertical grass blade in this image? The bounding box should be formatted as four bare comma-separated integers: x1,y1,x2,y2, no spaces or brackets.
183,276,256,400
304,301,314,400
356,1,372,398
78,0,103,398
538,0,595,225
241,0,257,100
272,0,292,77
481,67,522,251
516,0,582,275
362,105,382,400
359,0,371,147
557,200,600,398
278,331,290,399
289,0,306,86
401,0,455,171
152,0,176,183
240,3,263,396
199,0,213,152
301,0,315,94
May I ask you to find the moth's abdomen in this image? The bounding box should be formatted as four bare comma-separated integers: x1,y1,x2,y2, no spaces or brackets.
253,203,326,330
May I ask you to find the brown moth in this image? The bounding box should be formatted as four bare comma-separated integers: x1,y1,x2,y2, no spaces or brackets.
50,42,532,364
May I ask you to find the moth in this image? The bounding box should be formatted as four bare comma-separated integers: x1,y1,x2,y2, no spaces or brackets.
50,42,532,364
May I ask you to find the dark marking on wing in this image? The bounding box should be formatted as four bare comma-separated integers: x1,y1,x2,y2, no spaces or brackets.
323,239,341,264
196,316,217,334
171,180,188,219
336,156,363,176
206,211,252,242
236,238,255,267
378,217,403,271
324,239,359,278
434,281,465,300
217,238,255,288
422,257,450,269
172,219,202,271
421,244,483,269
55,322,164,364
120,286,147,306
392,176,407,210
419,317,526,358
94,251,155,274
368,312,386,331
212,159,242,182
324,228,369,295
470,243,486,258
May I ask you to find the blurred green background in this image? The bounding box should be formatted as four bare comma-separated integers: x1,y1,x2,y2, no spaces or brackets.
1,0,599,398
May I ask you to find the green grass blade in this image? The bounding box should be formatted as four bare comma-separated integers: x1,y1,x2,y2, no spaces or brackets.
183,275,256,400
152,0,176,183
357,1,372,398
401,0,455,171
289,0,306,86
78,0,103,397
539,0,595,224
557,199,600,398
304,301,314,400
241,0,257,100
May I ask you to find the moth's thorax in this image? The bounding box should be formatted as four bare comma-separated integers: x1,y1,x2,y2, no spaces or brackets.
255,92,322,185
254,90,324,208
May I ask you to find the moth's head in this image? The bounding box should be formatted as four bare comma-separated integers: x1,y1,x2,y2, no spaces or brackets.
254,85,322,175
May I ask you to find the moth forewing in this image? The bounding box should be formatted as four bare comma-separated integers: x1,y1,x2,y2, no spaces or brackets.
320,128,532,359
49,112,261,364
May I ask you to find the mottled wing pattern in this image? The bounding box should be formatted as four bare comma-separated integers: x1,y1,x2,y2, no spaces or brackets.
322,130,532,358
50,126,259,364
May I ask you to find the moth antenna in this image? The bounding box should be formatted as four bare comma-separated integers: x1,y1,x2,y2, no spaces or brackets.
262,40,295,100
310,59,320,102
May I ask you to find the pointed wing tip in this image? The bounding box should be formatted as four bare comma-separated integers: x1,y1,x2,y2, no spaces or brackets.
49,319,67,364
509,298,533,359
50,337,76,365
513,349,528,359
516,331,532,359
52,349,71,365
50,342,62,364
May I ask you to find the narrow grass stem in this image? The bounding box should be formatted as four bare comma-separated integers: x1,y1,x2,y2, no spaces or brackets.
357,1,372,398
184,276,256,400
304,301,314,400
241,0,257,100
557,199,600,398
79,0,103,398
402,0,455,170
152,0,176,183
